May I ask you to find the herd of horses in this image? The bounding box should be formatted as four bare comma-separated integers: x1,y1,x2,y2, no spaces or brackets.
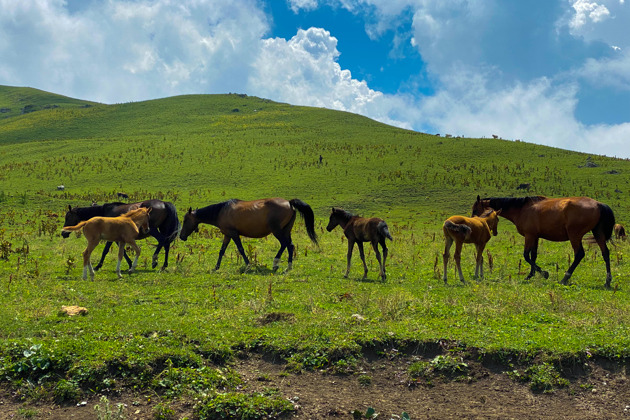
61,194,620,288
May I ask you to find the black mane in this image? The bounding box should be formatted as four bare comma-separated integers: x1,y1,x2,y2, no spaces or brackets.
483,196,546,211
196,199,240,223
332,208,356,223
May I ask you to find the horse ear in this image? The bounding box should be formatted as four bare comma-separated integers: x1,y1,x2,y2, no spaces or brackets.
477,195,481,202
495,209,502,216
68,205,72,211
188,207,192,213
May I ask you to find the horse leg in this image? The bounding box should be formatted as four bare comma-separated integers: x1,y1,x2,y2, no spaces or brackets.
286,237,295,272
150,227,166,269
443,236,453,284
357,242,368,279
128,240,141,274
116,242,125,278
94,241,113,271
232,235,250,269
475,243,486,280
594,237,612,288
345,239,355,278
215,235,232,271
561,237,586,285
82,241,97,281
271,230,288,272
380,239,388,281
160,242,170,271
523,237,547,279
371,241,384,281
453,240,465,284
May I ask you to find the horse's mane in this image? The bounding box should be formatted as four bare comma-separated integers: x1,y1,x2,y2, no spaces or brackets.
72,204,108,219
483,196,546,211
196,199,240,221
332,208,356,223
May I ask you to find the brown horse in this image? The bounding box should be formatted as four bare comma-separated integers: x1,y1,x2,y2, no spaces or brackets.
62,200,180,271
442,209,500,284
62,208,151,280
614,224,626,241
472,195,616,287
179,198,318,271
326,207,393,281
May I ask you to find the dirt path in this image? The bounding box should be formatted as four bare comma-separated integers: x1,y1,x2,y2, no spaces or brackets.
1,355,629,419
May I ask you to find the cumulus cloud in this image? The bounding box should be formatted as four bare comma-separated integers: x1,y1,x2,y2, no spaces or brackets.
249,27,420,128
0,0,269,103
569,0,610,30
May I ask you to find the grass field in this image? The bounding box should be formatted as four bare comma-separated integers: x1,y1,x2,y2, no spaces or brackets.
2,85,630,417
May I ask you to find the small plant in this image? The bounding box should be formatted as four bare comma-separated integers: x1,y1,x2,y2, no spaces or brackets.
430,355,469,375
94,395,126,420
525,363,569,393
152,401,175,420
352,407,377,419
16,408,39,418
53,379,81,403
194,392,295,419
357,374,372,386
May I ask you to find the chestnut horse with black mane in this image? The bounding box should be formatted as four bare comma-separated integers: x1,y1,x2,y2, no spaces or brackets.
472,195,615,288
443,208,500,284
62,199,180,271
326,207,393,281
179,198,318,272
62,208,151,280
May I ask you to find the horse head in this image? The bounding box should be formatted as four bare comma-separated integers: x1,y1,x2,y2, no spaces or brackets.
61,205,79,238
327,207,352,232
180,208,199,241
483,209,501,236
471,195,491,217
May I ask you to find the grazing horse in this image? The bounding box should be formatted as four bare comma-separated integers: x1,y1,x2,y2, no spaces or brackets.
62,199,180,271
442,208,500,284
62,208,151,280
472,195,615,288
614,224,626,241
326,207,393,281
179,198,318,271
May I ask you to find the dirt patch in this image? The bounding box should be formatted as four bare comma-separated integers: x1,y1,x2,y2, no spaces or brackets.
1,356,630,419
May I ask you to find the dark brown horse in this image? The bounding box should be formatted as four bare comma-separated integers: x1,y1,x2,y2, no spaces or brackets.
472,195,615,287
326,207,393,281
614,224,626,240
443,208,500,284
179,198,318,271
62,199,180,271
62,208,151,280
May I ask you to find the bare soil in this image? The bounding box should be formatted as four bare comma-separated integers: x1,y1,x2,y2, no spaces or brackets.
2,355,630,419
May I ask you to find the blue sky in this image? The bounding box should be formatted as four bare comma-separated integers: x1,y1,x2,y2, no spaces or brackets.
1,0,629,158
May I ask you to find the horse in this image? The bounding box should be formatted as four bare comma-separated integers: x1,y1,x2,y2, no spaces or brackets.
62,199,180,271
62,208,151,280
442,208,500,284
179,198,318,271
614,224,626,241
471,195,615,288
326,207,393,281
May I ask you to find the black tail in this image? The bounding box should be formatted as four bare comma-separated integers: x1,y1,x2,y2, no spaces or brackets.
162,201,181,243
594,203,615,242
377,221,393,241
444,220,472,239
290,199,318,245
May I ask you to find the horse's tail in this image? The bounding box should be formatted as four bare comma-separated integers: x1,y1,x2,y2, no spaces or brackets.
162,201,181,243
444,220,472,240
62,220,88,233
377,221,393,241
290,199,318,245
593,203,616,242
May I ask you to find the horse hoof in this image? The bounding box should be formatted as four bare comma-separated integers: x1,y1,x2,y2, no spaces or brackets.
152,261,158,269
93,266,101,272
542,271,549,279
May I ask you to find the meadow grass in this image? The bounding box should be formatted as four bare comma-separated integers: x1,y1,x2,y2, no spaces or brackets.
1,86,630,406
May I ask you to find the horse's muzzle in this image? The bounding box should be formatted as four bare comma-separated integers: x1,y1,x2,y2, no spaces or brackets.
61,231,70,239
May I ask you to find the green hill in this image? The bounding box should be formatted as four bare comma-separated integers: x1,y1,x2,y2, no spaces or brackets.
0,85,99,120
1,85,628,221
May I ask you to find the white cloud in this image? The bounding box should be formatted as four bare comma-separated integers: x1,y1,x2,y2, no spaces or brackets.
569,0,610,30
0,0,269,103
248,27,420,129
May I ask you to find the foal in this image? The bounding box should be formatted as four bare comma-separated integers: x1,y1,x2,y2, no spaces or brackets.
442,208,500,284
326,207,393,281
62,208,151,280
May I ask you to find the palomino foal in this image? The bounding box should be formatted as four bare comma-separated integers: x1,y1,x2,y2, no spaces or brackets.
442,208,500,284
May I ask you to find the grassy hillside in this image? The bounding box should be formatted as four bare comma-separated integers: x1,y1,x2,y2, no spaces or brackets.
0,85,99,120
1,85,630,415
